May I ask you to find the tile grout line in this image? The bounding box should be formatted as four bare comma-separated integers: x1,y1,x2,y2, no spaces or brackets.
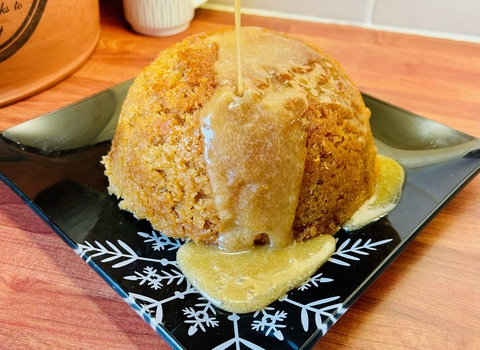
366,0,376,26
200,4,480,43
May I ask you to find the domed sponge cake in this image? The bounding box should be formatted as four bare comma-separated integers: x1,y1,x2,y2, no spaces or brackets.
102,27,377,251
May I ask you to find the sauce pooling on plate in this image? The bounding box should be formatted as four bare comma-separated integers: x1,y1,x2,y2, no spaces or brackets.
343,154,405,231
177,233,335,314
177,154,404,314
178,5,405,314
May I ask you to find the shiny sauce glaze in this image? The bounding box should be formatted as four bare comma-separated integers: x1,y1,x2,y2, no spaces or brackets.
343,154,405,231
178,15,405,314
177,153,404,314
200,27,360,251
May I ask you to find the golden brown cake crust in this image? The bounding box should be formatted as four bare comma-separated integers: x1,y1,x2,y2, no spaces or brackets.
102,28,376,245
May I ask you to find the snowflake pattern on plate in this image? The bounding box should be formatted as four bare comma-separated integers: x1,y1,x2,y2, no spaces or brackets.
75,219,399,350
2,80,479,349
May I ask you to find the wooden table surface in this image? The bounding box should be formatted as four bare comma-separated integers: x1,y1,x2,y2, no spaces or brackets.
1,0,479,348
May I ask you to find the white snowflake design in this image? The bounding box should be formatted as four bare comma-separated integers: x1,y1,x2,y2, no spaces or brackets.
74,230,394,348
252,308,288,341
298,272,334,291
138,230,182,251
328,237,393,267
124,266,186,290
128,283,199,325
183,300,219,335
213,314,265,350
76,239,177,268
279,294,343,334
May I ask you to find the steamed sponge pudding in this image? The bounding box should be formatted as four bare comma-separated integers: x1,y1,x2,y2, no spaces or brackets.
102,27,377,252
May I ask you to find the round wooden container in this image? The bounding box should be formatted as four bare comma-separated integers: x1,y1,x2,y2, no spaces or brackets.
0,0,101,107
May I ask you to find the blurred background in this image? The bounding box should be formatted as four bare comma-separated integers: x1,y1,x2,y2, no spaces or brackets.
203,0,480,42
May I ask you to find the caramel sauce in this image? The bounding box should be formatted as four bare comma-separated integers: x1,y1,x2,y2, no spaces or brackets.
176,154,404,313
343,154,405,231
200,27,365,251
234,0,243,95
201,86,306,251
176,9,405,314
177,234,336,314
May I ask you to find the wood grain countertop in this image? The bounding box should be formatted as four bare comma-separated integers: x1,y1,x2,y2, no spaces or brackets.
0,0,479,348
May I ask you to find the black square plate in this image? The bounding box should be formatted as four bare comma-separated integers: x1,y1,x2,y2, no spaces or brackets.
1,80,479,349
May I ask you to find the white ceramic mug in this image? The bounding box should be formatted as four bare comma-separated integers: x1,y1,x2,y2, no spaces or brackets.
122,0,208,37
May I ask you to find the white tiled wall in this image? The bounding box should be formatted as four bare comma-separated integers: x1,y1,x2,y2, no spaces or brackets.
202,0,480,43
